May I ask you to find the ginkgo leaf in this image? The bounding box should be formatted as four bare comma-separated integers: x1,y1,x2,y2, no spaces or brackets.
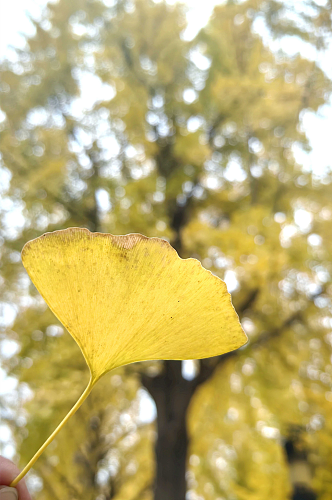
21,227,246,378
11,228,247,487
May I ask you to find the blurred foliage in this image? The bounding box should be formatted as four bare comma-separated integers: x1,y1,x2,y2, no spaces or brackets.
1,0,332,499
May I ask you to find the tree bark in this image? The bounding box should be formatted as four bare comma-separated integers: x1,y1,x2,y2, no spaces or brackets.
284,431,317,500
142,361,195,500
154,396,188,500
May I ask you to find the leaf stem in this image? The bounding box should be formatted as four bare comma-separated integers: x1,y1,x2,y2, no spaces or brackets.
10,377,95,487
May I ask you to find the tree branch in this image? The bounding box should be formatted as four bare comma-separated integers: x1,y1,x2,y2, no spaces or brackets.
38,468,63,500
237,288,260,314
208,113,226,148
192,310,302,390
49,464,82,498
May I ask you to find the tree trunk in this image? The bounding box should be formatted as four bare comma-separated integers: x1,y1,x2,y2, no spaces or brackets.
154,405,188,500
141,171,212,499
284,433,317,500
142,361,195,500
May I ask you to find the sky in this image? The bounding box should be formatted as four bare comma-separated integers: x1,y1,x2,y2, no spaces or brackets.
0,0,223,54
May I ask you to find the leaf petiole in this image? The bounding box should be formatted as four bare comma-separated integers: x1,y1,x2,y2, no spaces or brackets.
10,377,95,487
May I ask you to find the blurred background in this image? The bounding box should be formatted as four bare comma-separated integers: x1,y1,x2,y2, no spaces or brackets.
1,0,332,499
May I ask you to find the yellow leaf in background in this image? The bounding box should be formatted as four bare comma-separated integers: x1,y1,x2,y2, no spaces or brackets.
11,227,246,487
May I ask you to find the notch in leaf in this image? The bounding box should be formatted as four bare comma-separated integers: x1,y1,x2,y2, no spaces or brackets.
11,228,247,486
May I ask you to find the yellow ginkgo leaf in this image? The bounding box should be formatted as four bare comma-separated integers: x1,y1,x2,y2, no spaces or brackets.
11,227,247,487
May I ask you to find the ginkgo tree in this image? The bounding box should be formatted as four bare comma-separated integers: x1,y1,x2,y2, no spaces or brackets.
1,0,332,499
